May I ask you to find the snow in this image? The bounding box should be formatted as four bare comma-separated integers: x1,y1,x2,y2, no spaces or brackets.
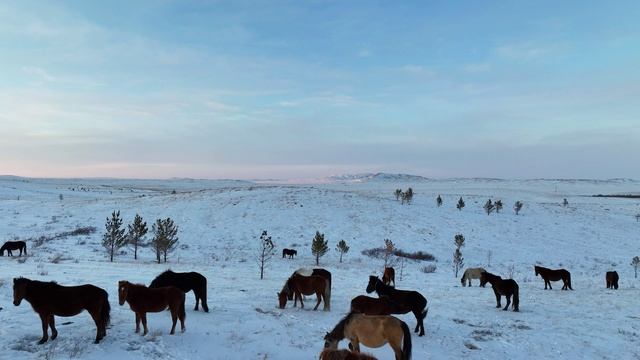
0,176,639,359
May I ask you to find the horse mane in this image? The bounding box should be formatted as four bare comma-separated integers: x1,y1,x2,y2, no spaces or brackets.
327,312,357,340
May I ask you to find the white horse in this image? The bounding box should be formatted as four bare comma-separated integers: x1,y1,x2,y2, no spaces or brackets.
461,267,487,287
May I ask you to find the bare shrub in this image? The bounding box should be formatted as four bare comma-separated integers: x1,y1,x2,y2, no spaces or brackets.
421,264,437,273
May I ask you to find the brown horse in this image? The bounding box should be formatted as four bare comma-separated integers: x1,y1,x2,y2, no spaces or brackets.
13,277,110,344
324,312,411,360
319,348,378,360
534,265,572,290
366,276,428,336
350,295,412,315
382,267,396,287
1,240,27,256
290,268,332,310
278,274,329,311
479,271,519,312
606,271,619,289
118,280,186,335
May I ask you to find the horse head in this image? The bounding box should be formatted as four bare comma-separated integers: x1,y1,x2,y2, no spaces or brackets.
366,276,378,294
460,272,466,286
118,281,129,306
323,332,339,349
12,277,27,306
534,266,539,276
277,291,288,309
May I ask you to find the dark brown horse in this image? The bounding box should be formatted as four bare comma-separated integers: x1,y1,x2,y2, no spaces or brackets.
534,265,572,290
1,240,27,256
282,248,297,258
606,271,619,289
118,280,186,335
288,268,332,310
278,274,329,311
149,270,209,312
479,271,519,312
382,267,396,287
366,276,428,336
350,295,412,315
13,277,110,344
319,348,379,360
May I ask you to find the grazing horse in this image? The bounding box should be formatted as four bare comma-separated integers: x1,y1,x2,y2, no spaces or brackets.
118,280,186,335
534,265,573,290
606,271,619,289
366,276,428,336
479,271,519,312
149,270,209,312
1,240,27,256
278,274,329,311
12,277,110,344
290,268,332,310
324,312,411,360
460,267,487,287
319,348,378,360
282,248,297,258
382,267,396,287
350,295,413,315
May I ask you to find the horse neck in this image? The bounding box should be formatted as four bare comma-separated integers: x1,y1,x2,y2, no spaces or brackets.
329,313,353,341
125,284,148,302
375,280,392,295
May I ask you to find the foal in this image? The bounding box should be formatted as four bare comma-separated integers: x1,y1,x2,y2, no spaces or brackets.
118,280,186,335
479,271,519,312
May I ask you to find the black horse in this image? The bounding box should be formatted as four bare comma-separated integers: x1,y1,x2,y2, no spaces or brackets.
1,241,27,256
606,271,619,289
480,271,519,312
282,248,297,259
149,270,209,312
366,275,428,336
534,265,572,290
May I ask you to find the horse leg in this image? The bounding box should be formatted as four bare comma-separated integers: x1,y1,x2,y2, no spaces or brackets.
194,292,200,311
141,313,149,336
49,315,58,340
135,313,141,333
38,313,50,344
313,291,321,311
350,339,361,353
495,291,502,308
88,309,102,343
169,307,178,335
389,338,403,360
503,295,511,311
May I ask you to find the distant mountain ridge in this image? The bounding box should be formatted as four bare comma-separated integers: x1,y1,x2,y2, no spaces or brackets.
326,173,639,184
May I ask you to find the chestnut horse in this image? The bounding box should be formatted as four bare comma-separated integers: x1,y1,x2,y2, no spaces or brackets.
319,348,378,360
278,274,329,310
479,271,519,312
324,312,411,360
534,265,572,290
1,240,27,256
606,271,619,289
289,268,332,310
118,280,186,335
149,270,209,312
13,277,110,344
366,276,428,336
382,267,395,287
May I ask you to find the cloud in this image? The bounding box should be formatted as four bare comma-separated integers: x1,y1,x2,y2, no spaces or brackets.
495,43,549,61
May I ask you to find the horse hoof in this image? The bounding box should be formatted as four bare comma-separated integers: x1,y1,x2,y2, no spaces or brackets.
38,339,47,345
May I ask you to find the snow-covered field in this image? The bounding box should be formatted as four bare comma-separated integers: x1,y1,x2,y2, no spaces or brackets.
0,175,639,360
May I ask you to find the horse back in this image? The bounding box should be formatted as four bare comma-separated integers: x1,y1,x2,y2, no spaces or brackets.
32,284,107,317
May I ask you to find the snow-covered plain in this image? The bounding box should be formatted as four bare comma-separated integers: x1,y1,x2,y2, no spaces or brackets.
0,175,639,360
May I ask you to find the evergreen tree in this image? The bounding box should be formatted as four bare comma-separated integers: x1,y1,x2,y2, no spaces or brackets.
456,197,465,210
151,218,179,263
311,231,329,265
102,210,126,262
453,234,465,277
436,195,443,207
394,189,403,201
632,256,640,279
484,199,495,215
336,239,350,263
257,230,275,279
127,214,148,260
495,200,503,213
514,201,524,215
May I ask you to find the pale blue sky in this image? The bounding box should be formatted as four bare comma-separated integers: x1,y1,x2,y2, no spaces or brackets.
1,1,639,179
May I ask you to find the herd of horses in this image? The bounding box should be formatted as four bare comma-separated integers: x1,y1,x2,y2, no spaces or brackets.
5,237,623,359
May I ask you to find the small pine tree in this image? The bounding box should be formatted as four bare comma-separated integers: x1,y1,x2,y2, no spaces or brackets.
127,214,148,260
151,218,179,263
257,230,275,279
453,234,465,277
102,210,126,262
632,256,640,279
436,195,442,207
59,194,63,201
635,213,640,222
336,239,350,263
383,238,395,269
563,198,569,207
514,201,524,215
495,200,503,213
456,197,465,210
394,189,403,201
311,231,329,266
484,199,495,215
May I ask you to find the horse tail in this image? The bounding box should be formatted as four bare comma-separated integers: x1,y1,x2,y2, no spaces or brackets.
567,272,573,290
422,306,429,320
513,284,520,311
201,276,209,312
324,278,331,311
400,320,412,360
282,249,285,258
101,291,111,328
23,243,27,256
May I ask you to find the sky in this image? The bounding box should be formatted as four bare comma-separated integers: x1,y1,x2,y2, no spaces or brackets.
1,1,639,180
